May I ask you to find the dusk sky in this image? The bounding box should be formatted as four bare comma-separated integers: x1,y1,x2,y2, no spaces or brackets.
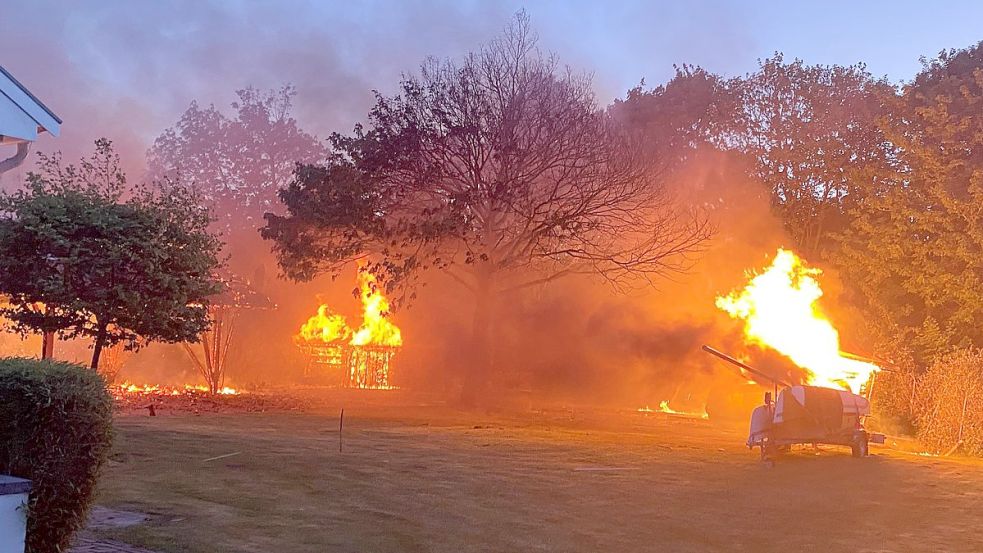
2,0,981,177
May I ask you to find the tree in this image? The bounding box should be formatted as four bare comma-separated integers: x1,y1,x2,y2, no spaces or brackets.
181,276,272,394
147,86,328,242
728,54,897,257
610,64,739,172
0,139,224,368
831,42,983,367
262,13,710,397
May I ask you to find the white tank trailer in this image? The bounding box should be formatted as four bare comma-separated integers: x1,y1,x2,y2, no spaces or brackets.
703,345,886,462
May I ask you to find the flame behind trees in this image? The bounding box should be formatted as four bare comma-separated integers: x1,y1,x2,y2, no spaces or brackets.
297,268,402,349
296,267,402,389
263,13,711,399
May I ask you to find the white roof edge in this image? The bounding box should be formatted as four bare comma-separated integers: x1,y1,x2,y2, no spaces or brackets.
0,65,61,138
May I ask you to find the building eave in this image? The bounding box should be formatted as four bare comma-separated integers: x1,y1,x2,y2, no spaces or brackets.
0,64,61,138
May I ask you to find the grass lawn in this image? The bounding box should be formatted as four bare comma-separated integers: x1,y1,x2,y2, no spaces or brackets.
94,404,983,552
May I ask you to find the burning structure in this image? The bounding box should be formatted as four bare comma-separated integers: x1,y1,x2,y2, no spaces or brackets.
296,268,403,389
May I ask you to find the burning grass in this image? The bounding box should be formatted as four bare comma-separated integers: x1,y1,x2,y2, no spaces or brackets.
90,400,983,553
637,400,709,420
110,384,312,415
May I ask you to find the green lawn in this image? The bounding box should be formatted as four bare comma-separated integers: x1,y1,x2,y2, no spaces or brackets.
94,407,983,552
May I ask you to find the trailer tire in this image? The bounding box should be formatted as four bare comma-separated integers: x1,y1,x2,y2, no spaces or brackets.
851,435,869,458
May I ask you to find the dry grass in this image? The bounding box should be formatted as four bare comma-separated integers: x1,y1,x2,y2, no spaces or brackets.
93,401,983,552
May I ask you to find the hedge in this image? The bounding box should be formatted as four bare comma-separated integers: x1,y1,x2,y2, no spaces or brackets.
0,358,113,552
913,349,983,456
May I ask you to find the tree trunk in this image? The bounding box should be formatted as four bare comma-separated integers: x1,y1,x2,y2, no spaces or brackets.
41,303,55,360
41,331,54,360
90,322,109,370
460,270,496,406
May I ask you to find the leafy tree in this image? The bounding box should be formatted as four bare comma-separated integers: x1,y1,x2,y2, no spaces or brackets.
0,139,224,368
832,42,983,367
262,13,710,397
610,64,739,172
147,86,328,242
729,54,897,256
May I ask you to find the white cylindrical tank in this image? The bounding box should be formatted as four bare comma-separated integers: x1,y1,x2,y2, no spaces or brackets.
747,404,773,447
0,475,30,553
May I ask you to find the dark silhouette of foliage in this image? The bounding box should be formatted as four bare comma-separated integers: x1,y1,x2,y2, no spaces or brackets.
148,85,328,241
611,64,740,172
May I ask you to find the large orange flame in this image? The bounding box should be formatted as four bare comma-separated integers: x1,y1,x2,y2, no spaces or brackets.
296,268,402,348
298,305,351,344
350,269,402,347
715,248,878,392
297,267,402,389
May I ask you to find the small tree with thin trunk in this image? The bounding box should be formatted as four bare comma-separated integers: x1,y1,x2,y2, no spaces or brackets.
183,304,236,394
262,13,710,399
0,139,224,368
182,276,271,393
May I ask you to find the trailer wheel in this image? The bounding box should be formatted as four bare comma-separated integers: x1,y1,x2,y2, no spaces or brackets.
760,441,774,462
851,435,869,458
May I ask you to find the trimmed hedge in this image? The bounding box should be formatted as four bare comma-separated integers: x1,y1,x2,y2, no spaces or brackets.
0,358,113,552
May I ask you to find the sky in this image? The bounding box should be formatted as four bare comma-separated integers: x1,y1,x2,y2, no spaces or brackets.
2,0,982,178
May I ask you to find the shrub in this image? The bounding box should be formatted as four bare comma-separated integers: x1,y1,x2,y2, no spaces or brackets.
869,343,920,435
0,358,113,552
915,348,983,456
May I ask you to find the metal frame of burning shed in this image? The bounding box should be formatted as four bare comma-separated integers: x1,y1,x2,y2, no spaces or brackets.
299,341,399,389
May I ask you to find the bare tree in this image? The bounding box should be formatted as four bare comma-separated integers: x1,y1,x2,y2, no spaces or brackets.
181,276,271,394
97,341,129,385
263,12,710,398
182,304,236,394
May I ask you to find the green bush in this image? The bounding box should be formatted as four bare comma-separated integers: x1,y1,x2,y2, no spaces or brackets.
0,358,113,552
915,349,983,456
